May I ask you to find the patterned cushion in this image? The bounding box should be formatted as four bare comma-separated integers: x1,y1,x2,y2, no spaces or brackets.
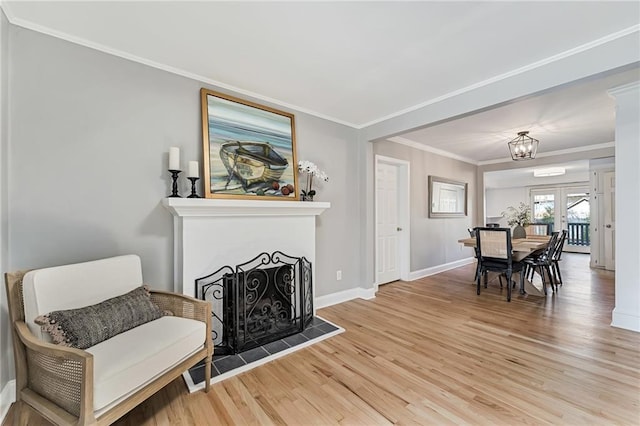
34,285,163,349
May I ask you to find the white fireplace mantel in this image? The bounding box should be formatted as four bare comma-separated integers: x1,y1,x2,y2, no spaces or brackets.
162,198,330,217
162,198,330,299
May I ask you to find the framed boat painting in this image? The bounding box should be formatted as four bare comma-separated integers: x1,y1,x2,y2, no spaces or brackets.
200,88,299,200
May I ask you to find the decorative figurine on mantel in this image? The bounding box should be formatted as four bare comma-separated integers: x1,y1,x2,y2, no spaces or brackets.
167,147,182,198
297,160,329,201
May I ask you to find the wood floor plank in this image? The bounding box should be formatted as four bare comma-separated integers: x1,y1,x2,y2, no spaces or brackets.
3,253,639,425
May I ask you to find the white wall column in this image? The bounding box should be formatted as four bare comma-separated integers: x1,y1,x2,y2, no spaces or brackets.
608,82,640,332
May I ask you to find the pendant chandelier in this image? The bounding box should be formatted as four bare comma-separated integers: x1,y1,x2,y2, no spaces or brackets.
508,131,538,161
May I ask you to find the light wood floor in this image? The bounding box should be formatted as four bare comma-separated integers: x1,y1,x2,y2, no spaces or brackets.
5,253,639,425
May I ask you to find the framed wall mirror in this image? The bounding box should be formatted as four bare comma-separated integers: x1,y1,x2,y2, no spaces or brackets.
428,176,468,218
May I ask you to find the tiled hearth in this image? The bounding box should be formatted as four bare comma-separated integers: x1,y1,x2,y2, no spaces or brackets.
182,316,343,392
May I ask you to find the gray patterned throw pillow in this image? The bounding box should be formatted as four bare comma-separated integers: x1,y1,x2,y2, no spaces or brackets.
34,285,163,349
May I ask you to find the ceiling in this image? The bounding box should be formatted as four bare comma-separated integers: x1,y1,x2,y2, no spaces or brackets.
3,1,639,163
483,160,592,190
392,67,640,163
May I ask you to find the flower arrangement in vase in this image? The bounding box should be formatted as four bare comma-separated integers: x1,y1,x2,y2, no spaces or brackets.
297,160,329,201
502,202,531,238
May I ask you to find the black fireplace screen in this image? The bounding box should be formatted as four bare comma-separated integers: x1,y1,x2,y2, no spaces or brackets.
195,251,313,354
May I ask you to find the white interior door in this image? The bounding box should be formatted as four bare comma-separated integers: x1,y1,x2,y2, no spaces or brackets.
603,172,615,271
376,162,400,285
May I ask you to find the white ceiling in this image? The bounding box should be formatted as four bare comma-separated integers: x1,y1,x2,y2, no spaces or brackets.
484,160,591,190
3,1,639,163
392,66,640,163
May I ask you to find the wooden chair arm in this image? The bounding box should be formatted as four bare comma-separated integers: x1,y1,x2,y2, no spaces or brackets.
15,321,92,360
14,321,95,422
150,290,211,324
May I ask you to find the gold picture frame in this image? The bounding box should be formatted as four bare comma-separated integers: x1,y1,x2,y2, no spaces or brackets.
200,88,299,200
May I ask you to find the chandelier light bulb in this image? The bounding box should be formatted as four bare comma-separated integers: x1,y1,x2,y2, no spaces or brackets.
507,130,539,161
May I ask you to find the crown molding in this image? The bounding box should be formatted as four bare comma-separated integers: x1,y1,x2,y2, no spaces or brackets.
0,2,359,129
387,137,478,165
359,25,640,129
477,141,615,166
386,137,615,167
607,81,640,97
1,2,637,131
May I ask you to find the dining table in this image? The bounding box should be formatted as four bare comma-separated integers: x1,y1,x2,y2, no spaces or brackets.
458,235,551,296
457,235,550,261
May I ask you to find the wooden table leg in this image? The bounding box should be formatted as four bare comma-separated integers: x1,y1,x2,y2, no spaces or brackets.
514,270,545,297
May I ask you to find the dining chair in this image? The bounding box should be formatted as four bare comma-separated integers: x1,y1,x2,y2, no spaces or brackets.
468,228,483,283
551,230,568,286
523,231,560,295
475,227,525,302
525,223,550,236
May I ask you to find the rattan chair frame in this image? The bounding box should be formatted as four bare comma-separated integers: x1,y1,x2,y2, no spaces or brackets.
5,270,213,426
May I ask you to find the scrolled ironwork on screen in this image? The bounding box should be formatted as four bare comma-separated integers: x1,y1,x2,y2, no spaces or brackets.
195,251,313,355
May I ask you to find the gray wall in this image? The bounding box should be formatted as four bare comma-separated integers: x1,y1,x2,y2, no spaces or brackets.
0,23,362,393
373,141,477,271
485,187,528,227
1,8,11,396
295,114,361,294
8,28,360,293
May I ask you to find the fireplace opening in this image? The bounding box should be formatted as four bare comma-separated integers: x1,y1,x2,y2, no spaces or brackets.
196,251,313,355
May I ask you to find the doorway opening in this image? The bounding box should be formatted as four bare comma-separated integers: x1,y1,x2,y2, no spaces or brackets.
530,186,591,254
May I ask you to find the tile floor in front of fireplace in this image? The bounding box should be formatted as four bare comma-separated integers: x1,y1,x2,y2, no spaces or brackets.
184,316,343,391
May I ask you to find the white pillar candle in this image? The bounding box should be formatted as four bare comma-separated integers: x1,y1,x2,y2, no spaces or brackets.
188,161,199,178
169,147,180,170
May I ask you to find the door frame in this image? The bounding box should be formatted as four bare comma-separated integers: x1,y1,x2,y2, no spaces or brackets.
603,171,615,270
562,185,591,254
374,155,410,291
530,184,591,253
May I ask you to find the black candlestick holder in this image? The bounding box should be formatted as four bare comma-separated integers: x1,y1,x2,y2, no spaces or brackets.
187,177,200,198
168,170,182,198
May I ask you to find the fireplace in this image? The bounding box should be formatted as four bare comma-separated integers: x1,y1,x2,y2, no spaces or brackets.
196,251,313,354
162,198,329,302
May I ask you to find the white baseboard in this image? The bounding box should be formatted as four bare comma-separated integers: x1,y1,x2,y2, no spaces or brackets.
1,379,16,424
315,286,376,309
409,257,475,281
315,258,476,308
611,308,640,332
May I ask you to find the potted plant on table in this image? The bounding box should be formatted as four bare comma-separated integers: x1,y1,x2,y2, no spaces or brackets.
502,202,531,239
